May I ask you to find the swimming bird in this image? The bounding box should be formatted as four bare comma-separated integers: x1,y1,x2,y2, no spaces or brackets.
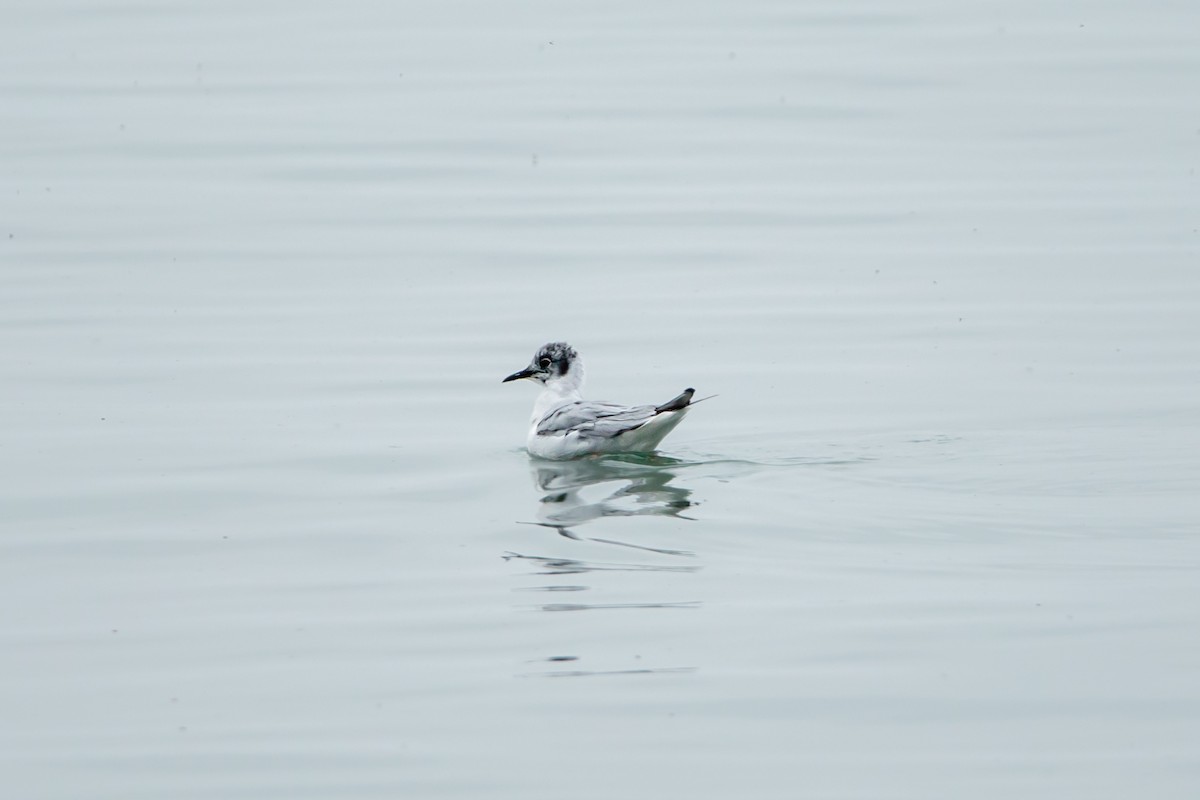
502,342,696,460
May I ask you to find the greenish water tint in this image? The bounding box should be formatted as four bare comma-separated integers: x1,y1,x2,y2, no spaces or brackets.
3,1,1200,798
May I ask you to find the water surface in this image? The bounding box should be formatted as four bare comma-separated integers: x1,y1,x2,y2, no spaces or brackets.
3,2,1199,798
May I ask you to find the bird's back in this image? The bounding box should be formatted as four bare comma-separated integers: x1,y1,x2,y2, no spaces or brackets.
527,398,690,459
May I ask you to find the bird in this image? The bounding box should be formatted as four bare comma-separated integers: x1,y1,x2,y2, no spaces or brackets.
502,342,697,460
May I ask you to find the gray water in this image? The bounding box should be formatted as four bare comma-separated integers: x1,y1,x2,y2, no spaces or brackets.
3,2,1199,798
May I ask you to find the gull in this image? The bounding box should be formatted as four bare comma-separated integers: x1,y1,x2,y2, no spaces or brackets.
502,342,698,460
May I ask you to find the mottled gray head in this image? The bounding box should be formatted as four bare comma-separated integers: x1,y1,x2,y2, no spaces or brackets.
502,341,579,385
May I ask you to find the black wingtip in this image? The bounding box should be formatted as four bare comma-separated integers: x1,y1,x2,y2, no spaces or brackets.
655,388,695,414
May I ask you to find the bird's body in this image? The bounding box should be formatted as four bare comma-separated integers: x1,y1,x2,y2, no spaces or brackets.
503,342,696,460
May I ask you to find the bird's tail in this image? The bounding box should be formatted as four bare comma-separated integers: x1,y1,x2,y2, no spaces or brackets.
655,388,696,414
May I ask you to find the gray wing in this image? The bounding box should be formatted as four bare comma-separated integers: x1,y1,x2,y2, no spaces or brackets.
536,402,657,440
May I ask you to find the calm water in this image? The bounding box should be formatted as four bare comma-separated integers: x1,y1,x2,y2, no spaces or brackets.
3,2,1199,798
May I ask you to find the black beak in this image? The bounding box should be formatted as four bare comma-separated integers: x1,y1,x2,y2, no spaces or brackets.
502,367,536,383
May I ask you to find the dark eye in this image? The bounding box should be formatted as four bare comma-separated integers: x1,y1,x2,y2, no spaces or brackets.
539,357,551,369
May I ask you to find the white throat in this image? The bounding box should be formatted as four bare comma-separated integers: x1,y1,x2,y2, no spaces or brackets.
530,359,585,424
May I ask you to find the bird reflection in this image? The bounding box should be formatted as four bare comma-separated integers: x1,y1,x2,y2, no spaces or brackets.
529,453,696,536
507,454,702,676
